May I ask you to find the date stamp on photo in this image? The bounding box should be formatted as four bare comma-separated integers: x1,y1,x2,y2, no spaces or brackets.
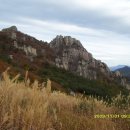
94,114,130,119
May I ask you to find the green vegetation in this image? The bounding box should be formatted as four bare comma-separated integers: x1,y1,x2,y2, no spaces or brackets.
0,54,12,64
39,64,129,99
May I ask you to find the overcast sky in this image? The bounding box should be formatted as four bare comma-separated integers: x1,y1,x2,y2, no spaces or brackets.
0,0,130,67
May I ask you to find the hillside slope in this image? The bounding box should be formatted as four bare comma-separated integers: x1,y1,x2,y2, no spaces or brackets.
0,26,129,97
0,70,130,130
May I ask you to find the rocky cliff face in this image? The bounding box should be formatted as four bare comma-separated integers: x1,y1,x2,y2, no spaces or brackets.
0,26,127,87
50,36,109,79
2,26,17,39
50,35,126,86
0,26,54,70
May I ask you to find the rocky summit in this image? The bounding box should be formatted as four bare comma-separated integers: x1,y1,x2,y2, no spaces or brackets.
50,35,110,80
50,35,127,86
2,26,18,32
0,26,128,91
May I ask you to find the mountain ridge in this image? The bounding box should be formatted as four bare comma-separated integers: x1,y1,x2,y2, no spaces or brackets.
115,66,130,77
0,26,129,97
110,65,128,71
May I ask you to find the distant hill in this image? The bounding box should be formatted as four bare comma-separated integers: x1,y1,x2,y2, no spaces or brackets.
110,65,127,71
115,66,130,78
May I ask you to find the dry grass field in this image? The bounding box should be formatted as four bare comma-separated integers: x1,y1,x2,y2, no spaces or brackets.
0,69,130,130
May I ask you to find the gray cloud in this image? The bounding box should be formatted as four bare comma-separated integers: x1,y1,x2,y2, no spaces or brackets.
0,0,130,66
1,0,130,35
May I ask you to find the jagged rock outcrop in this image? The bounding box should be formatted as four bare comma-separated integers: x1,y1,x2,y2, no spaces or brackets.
0,26,54,66
2,26,37,60
14,41,37,56
0,26,128,87
2,26,17,39
2,26,17,32
50,35,126,86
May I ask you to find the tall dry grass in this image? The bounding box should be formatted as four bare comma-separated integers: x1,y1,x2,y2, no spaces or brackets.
0,69,130,130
